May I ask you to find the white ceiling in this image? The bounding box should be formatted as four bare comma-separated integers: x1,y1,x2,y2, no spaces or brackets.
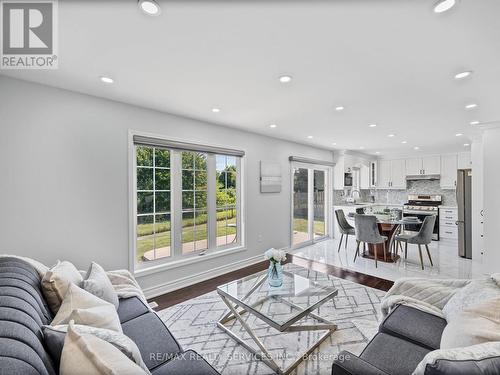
3,0,500,156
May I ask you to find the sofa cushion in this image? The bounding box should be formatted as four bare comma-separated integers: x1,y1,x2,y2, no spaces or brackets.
151,350,219,375
360,333,430,375
122,312,182,370
380,304,447,350
0,337,55,375
118,296,150,324
424,357,500,375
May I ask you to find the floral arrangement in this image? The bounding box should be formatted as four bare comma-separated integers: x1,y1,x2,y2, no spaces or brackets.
264,248,287,263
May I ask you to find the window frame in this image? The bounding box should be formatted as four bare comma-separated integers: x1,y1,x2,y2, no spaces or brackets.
128,131,245,274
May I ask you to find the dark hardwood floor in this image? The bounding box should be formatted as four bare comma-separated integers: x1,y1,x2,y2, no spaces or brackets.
149,254,394,311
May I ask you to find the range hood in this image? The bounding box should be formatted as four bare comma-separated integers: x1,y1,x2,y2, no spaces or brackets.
406,174,440,181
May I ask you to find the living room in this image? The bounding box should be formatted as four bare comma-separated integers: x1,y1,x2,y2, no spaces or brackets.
1,1,499,374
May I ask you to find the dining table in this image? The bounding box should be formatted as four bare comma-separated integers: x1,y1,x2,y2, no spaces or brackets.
362,217,422,263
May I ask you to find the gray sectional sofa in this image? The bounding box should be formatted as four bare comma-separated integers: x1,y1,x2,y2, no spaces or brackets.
0,257,219,375
332,304,500,375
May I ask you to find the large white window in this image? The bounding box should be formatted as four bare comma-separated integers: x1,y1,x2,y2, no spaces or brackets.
132,134,244,269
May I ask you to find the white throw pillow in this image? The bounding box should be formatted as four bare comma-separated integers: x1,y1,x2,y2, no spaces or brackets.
51,283,122,332
42,260,83,314
82,262,119,309
59,321,147,375
440,297,500,349
44,324,150,374
442,277,500,322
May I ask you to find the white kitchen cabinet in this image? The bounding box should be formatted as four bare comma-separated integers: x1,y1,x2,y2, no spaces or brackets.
377,160,392,188
422,155,441,175
360,164,370,189
391,159,406,188
377,159,405,189
440,207,458,240
440,154,458,189
405,158,421,175
458,152,472,169
405,156,441,175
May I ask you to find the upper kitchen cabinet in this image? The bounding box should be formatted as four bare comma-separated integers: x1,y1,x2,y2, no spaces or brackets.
405,156,441,175
360,164,370,189
378,159,406,189
441,153,458,189
458,152,472,169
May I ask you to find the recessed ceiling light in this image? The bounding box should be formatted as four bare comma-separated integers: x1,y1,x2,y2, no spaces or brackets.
100,76,114,84
212,108,220,113
388,134,396,137
269,124,277,128
470,121,480,125
434,0,456,13
369,124,377,128
414,146,420,150
465,103,478,109
401,140,407,144
359,146,365,150
335,106,345,111
279,75,292,83
375,151,381,154
332,142,337,146
138,0,161,16
307,135,313,139
456,133,463,136
454,70,473,80
464,143,470,147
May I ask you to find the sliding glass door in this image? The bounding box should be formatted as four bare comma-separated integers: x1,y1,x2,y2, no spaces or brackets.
292,165,330,247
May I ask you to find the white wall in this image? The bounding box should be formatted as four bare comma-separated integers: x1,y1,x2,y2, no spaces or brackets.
481,127,500,273
0,76,333,295
471,137,484,261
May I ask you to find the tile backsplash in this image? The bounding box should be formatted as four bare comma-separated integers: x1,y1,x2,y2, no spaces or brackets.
334,180,457,206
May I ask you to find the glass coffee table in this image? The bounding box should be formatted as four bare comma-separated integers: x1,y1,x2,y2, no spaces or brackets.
217,265,338,374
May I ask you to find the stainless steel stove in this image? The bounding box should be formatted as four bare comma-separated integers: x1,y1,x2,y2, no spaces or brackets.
403,195,442,240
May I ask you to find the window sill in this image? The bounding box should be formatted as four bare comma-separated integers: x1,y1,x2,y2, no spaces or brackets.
134,245,247,278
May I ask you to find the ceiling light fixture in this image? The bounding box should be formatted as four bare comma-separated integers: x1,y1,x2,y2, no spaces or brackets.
359,146,365,150
369,124,377,128
465,103,478,109
100,76,114,84
414,146,420,150
279,75,292,83
307,135,313,139
388,134,396,137
454,70,473,80
269,124,277,128
456,133,463,136
401,140,407,144
470,121,480,125
433,0,456,13
335,106,345,111
375,151,381,154
212,108,220,113
332,142,337,146
464,143,470,147
138,0,161,16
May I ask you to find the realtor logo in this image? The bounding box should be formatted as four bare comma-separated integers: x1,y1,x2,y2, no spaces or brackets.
1,0,58,69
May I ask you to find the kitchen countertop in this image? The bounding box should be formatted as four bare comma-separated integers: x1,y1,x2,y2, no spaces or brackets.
333,202,404,207
439,205,458,209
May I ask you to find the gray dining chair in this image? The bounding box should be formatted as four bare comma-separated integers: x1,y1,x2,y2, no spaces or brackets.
353,214,387,268
395,215,436,270
335,209,355,252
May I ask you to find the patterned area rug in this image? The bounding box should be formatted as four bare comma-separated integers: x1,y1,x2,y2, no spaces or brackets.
158,264,385,374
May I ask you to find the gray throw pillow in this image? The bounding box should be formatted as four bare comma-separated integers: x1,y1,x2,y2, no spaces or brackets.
82,262,119,309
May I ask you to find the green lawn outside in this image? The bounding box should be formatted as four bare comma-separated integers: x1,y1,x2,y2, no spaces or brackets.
293,218,326,236
137,211,236,261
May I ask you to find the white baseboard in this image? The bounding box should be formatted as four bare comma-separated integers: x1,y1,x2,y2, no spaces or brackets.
142,254,264,299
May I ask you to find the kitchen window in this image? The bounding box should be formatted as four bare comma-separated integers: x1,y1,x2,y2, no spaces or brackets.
131,134,244,270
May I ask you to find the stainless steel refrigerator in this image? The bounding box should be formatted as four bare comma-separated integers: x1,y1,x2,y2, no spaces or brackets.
457,169,472,259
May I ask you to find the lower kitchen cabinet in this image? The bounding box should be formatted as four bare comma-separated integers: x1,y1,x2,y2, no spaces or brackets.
440,207,458,240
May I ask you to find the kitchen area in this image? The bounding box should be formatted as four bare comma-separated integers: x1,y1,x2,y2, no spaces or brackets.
332,150,474,260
